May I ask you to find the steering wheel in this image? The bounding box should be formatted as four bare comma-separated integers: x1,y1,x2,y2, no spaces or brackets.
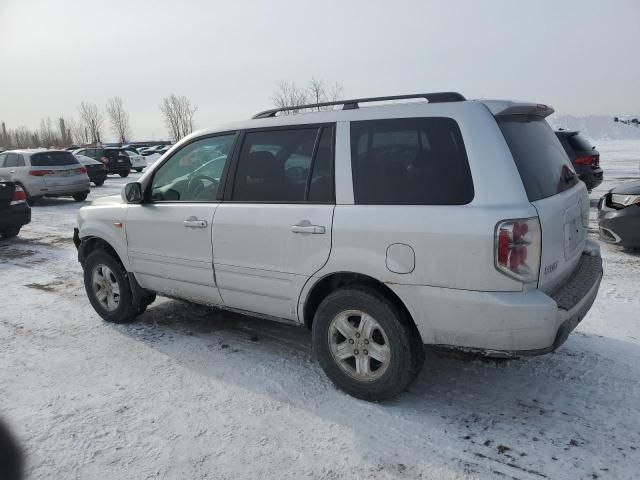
187,175,219,200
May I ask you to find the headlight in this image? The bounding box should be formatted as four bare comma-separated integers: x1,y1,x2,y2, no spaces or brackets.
611,194,640,207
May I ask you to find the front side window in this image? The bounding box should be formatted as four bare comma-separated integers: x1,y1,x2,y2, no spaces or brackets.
0,153,7,167
150,134,236,202
231,126,334,203
350,117,474,205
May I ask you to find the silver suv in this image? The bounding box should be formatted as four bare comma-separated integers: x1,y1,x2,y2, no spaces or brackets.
0,150,90,204
74,92,603,400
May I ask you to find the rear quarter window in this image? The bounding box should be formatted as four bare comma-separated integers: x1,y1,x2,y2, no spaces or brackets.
567,134,594,152
498,116,579,202
350,117,474,205
30,152,79,166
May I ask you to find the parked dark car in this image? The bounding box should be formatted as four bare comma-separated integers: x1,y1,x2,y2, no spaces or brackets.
75,154,108,186
555,130,603,191
74,147,131,177
0,181,31,238
598,180,640,249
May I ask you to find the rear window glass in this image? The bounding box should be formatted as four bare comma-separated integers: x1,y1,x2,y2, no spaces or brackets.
567,134,594,152
30,152,79,166
498,116,579,202
350,117,474,205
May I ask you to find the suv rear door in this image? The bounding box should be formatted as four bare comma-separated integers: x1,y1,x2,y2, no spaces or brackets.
498,116,589,293
212,125,335,321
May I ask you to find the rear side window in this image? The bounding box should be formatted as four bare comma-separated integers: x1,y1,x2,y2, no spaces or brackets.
231,127,334,203
30,152,79,166
498,116,578,202
567,134,594,152
350,117,474,205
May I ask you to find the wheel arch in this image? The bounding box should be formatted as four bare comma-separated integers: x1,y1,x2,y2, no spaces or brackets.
300,271,423,343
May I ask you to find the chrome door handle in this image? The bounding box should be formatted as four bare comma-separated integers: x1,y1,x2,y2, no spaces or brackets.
183,218,207,228
9,170,15,174
291,222,325,234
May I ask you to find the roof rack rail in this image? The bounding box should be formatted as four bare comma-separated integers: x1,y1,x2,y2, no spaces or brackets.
252,92,466,119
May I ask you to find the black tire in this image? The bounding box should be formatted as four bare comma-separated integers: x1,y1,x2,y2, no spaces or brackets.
1,229,20,239
135,168,143,173
73,192,88,202
312,287,424,401
83,250,139,323
119,171,130,178
93,180,104,187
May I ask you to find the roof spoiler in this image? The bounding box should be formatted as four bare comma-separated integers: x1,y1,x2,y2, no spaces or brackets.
481,100,555,118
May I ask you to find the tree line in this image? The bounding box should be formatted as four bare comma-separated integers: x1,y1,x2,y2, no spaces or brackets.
0,94,198,149
1,79,343,149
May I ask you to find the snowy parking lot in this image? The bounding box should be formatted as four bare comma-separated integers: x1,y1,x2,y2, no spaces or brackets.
1,144,639,479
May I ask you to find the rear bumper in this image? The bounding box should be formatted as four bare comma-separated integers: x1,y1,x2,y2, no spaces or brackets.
576,167,603,190
108,164,131,174
392,241,603,355
0,204,31,231
40,180,90,196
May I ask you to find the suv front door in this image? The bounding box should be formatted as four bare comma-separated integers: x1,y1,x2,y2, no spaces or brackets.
212,126,335,321
125,133,237,305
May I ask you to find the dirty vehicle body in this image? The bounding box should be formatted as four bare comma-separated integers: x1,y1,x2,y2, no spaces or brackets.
75,93,603,400
0,150,90,204
598,180,640,248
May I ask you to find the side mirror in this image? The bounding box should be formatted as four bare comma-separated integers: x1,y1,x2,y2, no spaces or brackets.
123,182,143,204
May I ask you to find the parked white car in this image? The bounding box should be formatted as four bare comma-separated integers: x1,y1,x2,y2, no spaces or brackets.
74,92,603,400
124,149,146,172
0,149,90,204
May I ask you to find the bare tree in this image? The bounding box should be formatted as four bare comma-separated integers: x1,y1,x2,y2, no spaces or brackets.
159,94,197,142
65,117,88,145
13,126,32,148
106,96,132,143
272,81,309,114
39,117,61,147
273,79,344,114
78,101,104,144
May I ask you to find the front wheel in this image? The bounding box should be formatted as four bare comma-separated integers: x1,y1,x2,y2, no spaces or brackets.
312,287,424,401
73,192,88,202
83,250,139,323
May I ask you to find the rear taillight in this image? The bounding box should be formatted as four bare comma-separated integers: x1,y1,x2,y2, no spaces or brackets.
76,167,87,174
29,169,54,176
10,186,27,206
574,155,598,166
495,217,541,283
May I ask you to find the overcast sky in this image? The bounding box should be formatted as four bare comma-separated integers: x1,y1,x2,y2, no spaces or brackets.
1,0,639,141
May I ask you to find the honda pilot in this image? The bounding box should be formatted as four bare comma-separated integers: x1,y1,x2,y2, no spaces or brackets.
74,93,603,400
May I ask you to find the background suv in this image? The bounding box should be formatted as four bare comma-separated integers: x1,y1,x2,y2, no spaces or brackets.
555,130,603,191
0,150,90,204
74,147,132,177
75,93,603,400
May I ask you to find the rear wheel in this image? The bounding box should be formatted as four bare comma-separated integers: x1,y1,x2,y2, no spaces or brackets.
73,192,88,202
1,229,20,239
93,180,104,187
134,168,143,173
119,171,130,178
312,287,424,401
83,250,139,323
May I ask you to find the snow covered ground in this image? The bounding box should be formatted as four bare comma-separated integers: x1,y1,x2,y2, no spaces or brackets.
1,141,639,479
